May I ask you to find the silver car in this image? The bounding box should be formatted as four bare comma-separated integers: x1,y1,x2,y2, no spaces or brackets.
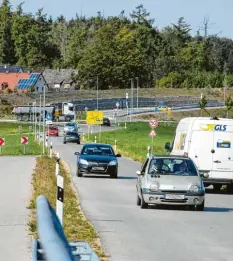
63,122,78,134
136,155,205,211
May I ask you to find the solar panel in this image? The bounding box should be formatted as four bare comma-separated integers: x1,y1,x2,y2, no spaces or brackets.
17,74,40,90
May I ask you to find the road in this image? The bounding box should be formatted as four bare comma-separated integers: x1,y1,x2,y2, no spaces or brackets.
0,156,35,261
50,126,233,261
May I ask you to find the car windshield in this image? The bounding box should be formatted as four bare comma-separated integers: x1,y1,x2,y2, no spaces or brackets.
49,126,57,130
65,123,76,127
148,158,198,176
82,145,114,156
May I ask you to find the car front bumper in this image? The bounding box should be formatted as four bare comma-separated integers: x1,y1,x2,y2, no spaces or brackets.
142,190,205,206
78,164,117,175
65,138,80,143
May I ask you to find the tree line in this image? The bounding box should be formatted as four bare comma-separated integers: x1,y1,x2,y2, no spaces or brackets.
1,0,233,89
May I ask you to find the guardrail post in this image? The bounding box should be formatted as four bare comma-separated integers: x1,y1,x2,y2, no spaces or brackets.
115,140,117,151
147,145,151,157
45,135,48,148
94,136,97,143
56,175,64,226
125,122,127,129
49,141,53,158
56,152,60,176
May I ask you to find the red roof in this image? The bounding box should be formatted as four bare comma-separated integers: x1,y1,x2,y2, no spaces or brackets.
0,72,30,90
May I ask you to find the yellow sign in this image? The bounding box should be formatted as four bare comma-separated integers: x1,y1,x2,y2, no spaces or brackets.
86,111,103,125
167,108,172,115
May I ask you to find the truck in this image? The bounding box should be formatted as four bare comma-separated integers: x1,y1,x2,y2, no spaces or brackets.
164,117,233,193
13,102,75,122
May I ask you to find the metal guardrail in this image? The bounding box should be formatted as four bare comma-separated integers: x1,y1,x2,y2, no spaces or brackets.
33,195,100,261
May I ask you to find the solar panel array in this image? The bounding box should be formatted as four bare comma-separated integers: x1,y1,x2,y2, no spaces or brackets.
17,73,40,90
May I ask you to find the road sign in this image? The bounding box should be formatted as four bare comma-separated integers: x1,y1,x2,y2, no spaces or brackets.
167,108,172,115
149,118,159,129
21,136,28,145
86,111,103,125
126,93,128,99
0,137,5,146
116,102,119,108
149,130,157,137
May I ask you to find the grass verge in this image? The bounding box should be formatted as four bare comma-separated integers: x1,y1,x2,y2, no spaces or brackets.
87,122,176,163
28,156,107,260
0,122,41,155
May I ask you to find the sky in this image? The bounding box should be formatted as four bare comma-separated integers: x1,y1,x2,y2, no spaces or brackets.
10,0,233,39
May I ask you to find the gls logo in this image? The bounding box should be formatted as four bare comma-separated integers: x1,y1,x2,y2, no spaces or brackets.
200,124,227,131
215,125,227,131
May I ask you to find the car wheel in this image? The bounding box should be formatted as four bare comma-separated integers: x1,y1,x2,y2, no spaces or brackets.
137,194,141,206
140,193,148,209
63,141,66,144
227,184,233,194
76,169,83,177
213,184,221,191
196,200,205,211
77,141,80,145
110,172,118,179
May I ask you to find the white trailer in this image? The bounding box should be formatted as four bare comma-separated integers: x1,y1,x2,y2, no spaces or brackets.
165,117,233,192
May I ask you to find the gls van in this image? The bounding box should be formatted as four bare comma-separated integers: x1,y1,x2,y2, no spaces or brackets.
165,117,233,192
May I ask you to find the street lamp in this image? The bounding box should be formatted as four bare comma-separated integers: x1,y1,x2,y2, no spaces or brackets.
42,84,46,155
130,78,134,122
136,77,139,112
97,75,99,111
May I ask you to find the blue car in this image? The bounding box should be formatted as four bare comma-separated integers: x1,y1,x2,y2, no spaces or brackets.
74,143,121,178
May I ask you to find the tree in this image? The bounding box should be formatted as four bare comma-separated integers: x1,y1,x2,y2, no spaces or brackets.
225,96,233,118
199,95,208,116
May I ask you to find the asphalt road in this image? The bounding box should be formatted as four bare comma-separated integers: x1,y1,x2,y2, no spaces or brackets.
50,127,233,261
0,156,35,261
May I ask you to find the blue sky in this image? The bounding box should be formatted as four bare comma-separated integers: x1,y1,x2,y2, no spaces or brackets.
11,0,233,39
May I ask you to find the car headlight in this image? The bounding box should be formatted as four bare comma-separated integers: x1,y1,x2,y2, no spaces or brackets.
149,183,159,192
79,159,88,165
108,160,117,166
189,185,199,192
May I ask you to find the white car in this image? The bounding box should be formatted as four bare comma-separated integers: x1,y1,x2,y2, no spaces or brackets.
136,155,205,211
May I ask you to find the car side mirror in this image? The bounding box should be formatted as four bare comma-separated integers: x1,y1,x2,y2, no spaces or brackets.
74,152,80,156
165,142,171,151
136,170,142,176
116,153,121,157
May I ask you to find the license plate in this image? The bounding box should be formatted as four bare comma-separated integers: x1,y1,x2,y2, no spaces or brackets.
92,167,104,171
165,194,185,200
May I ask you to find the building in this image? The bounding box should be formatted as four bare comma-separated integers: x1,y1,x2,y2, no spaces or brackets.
0,72,30,92
43,69,78,91
16,73,49,93
0,65,24,73
0,72,49,93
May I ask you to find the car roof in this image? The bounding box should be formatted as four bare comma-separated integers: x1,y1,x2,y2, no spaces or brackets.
150,154,192,160
83,143,112,147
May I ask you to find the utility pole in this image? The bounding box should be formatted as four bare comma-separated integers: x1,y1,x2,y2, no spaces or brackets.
97,76,99,110
39,95,41,141
43,84,46,155
224,70,227,103
136,77,139,112
130,79,134,122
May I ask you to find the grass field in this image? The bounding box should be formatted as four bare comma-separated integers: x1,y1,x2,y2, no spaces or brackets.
28,157,106,260
0,122,42,155
136,107,233,122
87,122,176,162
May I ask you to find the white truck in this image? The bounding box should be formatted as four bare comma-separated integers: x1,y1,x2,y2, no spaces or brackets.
13,102,75,122
165,117,233,192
